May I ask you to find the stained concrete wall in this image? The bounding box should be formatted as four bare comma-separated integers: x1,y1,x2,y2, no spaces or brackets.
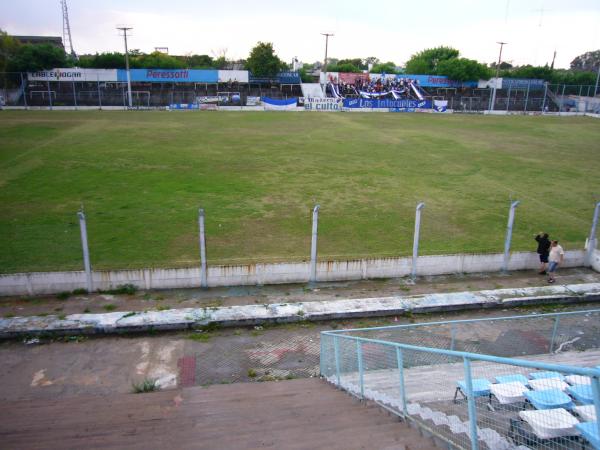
0,250,587,296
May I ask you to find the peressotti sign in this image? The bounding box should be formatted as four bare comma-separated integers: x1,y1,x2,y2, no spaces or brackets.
120,69,218,83
27,69,117,82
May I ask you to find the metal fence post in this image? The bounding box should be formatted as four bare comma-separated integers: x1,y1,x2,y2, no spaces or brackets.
506,86,511,111
20,73,28,108
463,357,480,450
47,80,53,110
396,347,408,416
77,211,93,292
72,80,77,109
357,340,364,399
524,82,530,112
591,376,600,442
586,202,600,266
411,202,425,281
549,316,560,353
198,208,208,288
450,323,457,351
309,205,320,283
542,83,548,112
334,335,341,386
502,200,520,272
97,76,102,109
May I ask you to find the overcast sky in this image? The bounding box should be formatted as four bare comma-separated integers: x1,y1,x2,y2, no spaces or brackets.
2,0,599,69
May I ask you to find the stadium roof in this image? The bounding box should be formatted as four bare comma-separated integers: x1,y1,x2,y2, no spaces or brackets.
13,36,64,49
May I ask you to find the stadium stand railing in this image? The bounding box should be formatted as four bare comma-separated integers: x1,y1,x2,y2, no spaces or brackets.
321,309,600,450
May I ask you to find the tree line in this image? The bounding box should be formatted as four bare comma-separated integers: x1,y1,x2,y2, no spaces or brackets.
1,29,598,85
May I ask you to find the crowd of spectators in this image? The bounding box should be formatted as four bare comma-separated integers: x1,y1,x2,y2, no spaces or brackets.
328,75,425,99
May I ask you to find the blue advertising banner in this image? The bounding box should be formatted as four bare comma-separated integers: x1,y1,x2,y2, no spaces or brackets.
395,74,477,88
502,78,545,90
278,71,301,84
343,98,431,109
261,97,298,110
118,69,218,83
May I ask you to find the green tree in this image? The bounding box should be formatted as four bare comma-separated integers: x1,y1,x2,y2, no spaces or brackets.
436,58,491,81
0,30,20,72
405,46,459,74
6,43,70,72
370,61,398,74
326,62,361,73
244,42,286,77
184,54,214,69
298,63,314,82
78,52,127,69
570,50,600,72
132,51,187,69
337,58,366,70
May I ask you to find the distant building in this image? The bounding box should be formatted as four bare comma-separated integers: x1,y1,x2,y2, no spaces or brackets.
12,36,64,50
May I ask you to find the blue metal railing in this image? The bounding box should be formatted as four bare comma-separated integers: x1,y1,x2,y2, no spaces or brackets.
321,309,600,450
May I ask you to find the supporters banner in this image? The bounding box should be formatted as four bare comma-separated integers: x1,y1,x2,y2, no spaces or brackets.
343,98,431,109
246,96,261,106
28,68,117,82
338,72,370,84
303,97,342,111
396,74,477,88
433,100,449,112
169,103,199,110
261,97,298,110
119,69,218,83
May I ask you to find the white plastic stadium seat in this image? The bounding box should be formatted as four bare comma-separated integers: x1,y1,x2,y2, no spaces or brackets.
518,408,580,439
490,381,529,404
528,378,568,392
565,375,591,385
574,405,597,422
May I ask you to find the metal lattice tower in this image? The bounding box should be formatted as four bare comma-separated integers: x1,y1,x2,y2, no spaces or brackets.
61,0,77,59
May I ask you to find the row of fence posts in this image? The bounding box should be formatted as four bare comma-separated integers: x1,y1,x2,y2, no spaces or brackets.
74,201,600,292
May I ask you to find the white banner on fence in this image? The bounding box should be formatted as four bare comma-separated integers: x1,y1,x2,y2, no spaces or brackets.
27,68,118,82
303,97,342,111
217,70,249,83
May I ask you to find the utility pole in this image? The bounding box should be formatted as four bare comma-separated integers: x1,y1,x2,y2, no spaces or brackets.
489,41,507,112
321,33,334,74
117,26,133,108
595,64,600,97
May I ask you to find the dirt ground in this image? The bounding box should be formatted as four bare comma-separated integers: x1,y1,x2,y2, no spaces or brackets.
1,301,599,403
2,268,599,318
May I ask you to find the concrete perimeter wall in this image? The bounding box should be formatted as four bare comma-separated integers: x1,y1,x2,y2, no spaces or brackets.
592,248,600,273
0,250,588,296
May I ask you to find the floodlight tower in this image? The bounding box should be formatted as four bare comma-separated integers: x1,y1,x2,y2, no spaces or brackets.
117,26,133,108
489,41,507,112
61,0,77,60
321,33,334,73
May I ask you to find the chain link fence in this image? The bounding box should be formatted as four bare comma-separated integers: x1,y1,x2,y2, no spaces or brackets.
321,310,600,450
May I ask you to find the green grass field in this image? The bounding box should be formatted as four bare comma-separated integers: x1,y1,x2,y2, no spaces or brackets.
1,111,599,273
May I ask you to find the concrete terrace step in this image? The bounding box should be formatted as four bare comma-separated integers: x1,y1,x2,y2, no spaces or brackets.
2,282,600,339
0,378,438,450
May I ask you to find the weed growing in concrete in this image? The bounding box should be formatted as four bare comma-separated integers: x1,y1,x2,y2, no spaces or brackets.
103,304,116,312
100,284,137,296
83,308,91,313
57,314,67,320
56,291,70,300
132,378,159,393
72,288,88,295
122,312,137,318
187,332,211,342
4,313,15,318
156,305,171,311
247,368,257,378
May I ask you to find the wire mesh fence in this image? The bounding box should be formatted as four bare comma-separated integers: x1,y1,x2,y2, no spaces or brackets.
321,309,600,450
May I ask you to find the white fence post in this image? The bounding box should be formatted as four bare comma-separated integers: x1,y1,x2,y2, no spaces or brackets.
587,202,600,266
309,205,320,283
411,202,425,280
77,210,93,292
198,208,208,288
502,200,520,272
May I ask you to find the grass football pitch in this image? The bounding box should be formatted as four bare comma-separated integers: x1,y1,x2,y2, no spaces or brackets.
0,111,599,273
